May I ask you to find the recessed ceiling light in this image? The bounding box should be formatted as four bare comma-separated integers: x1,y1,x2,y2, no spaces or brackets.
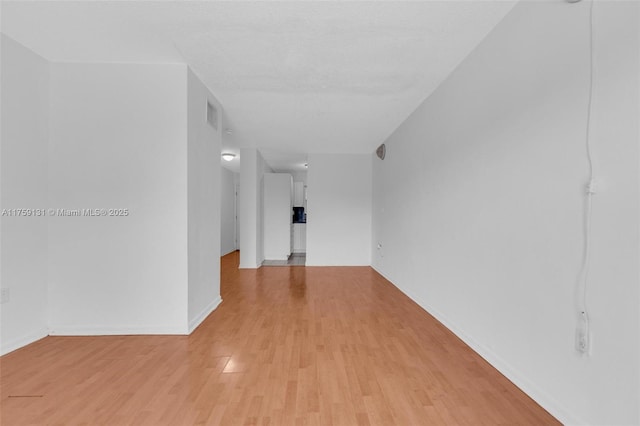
222,153,236,161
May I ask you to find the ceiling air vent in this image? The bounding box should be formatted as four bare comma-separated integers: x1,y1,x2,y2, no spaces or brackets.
207,101,218,129
376,144,386,160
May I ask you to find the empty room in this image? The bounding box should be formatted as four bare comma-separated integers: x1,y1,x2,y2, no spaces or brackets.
1,0,638,425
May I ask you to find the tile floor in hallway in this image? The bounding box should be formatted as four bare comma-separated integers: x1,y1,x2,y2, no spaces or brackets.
263,253,306,267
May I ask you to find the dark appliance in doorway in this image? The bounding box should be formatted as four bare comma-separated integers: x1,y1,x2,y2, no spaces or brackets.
293,207,305,223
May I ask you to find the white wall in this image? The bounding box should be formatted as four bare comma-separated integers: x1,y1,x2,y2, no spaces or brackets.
263,173,292,260
0,35,50,354
187,68,222,332
306,153,371,266
220,166,237,256
238,148,272,268
371,2,639,425
291,171,308,210
239,149,258,268
256,152,272,265
48,63,189,334
291,171,308,185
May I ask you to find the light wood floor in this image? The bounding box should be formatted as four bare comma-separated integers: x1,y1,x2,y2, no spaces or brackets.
1,251,559,425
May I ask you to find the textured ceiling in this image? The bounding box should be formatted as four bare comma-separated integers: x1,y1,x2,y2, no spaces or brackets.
1,1,516,172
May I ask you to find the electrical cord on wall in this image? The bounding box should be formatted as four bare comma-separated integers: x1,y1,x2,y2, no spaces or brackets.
575,0,596,355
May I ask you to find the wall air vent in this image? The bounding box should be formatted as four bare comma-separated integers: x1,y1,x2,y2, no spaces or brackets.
207,101,218,129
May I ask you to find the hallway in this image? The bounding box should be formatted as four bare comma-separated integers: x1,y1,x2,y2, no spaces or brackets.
1,251,558,425
262,253,306,267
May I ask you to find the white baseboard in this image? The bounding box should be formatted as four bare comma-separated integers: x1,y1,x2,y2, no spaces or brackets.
305,262,370,267
188,296,222,333
371,266,585,426
3,297,223,354
264,255,289,261
49,324,188,336
1,328,49,356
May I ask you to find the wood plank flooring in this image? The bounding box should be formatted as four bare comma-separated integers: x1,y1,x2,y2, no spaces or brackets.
1,251,559,425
